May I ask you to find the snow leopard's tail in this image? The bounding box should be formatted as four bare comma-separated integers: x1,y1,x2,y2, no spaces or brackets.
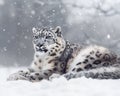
64,66,120,80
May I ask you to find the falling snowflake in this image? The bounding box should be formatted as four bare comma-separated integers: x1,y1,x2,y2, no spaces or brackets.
0,0,4,5
3,29,6,32
24,36,28,39
107,34,111,39
31,10,35,15
3,47,7,52
17,22,21,26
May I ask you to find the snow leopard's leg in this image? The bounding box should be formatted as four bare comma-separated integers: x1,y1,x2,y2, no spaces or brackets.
7,68,53,82
7,68,34,81
63,67,120,80
25,69,55,82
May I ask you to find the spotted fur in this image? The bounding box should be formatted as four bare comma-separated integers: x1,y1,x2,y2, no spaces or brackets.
7,26,120,82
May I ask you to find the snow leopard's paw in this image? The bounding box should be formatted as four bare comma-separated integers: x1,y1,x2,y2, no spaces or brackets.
63,72,85,80
49,73,61,81
7,70,30,81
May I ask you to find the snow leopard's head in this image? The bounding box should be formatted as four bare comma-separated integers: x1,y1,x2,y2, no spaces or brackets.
32,26,65,52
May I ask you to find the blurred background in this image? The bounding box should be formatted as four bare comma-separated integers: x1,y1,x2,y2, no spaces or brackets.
0,0,120,67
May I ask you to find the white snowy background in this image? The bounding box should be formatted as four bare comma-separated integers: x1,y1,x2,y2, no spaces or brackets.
0,0,120,96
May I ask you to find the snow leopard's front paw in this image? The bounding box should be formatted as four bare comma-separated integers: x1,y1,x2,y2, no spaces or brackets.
7,70,30,81
63,72,85,80
49,73,61,81
63,73,76,80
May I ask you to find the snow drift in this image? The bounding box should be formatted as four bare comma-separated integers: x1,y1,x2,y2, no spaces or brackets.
0,67,120,96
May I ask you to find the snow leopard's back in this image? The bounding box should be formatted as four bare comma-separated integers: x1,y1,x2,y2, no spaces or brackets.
66,44,119,72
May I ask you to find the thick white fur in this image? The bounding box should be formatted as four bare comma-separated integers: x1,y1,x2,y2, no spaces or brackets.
68,45,110,72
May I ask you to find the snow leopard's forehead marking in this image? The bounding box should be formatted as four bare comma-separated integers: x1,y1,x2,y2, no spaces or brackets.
32,27,57,39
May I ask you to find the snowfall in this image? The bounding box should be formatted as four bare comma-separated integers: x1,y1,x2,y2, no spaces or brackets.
0,0,120,95
0,67,120,96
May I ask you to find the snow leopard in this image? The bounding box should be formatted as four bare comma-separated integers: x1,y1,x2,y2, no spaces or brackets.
7,26,120,82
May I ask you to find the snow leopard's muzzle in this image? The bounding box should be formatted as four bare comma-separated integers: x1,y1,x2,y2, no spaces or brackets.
35,43,48,52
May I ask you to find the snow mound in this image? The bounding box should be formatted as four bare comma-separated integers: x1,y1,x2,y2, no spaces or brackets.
0,67,120,96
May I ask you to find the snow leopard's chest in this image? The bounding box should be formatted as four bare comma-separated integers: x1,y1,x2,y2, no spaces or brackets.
31,48,63,72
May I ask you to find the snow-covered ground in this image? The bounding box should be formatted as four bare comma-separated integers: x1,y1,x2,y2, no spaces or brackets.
0,67,120,96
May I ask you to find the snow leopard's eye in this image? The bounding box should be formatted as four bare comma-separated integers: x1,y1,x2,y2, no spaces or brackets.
46,36,51,39
46,34,53,39
33,35,39,39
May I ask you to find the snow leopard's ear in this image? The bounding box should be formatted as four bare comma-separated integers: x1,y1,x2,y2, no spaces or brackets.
32,27,37,34
54,26,62,37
